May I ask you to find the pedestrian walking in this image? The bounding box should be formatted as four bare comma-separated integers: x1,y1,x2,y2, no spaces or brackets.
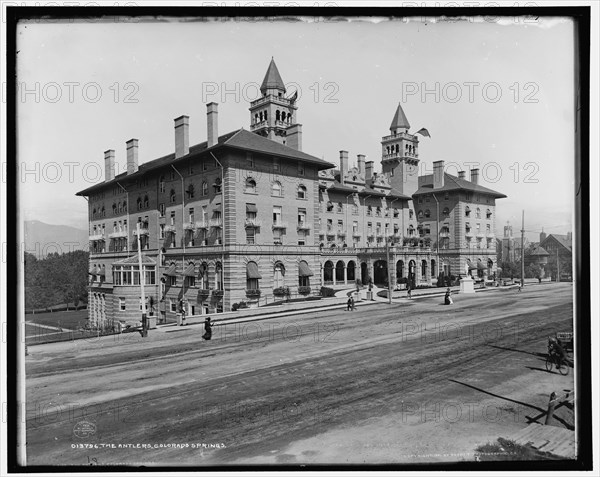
444,288,453,305
407,285,412,299
202,317,213,340
347,296,354,311
517,284,522,292
351,295,356,311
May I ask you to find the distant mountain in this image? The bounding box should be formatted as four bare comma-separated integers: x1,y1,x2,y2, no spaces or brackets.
24,220,88,258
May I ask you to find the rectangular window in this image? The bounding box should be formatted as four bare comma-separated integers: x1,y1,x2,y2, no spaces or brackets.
119,298,126,311
188,276,196,287
247,152,255,168
298,208,307,226
298,231,306,246
352,205,359,215
169,275,176,286
273,158,280,172
337,219,343,231
273,228,282,244
159,224,165,239
246,227,255,244
170,211,176,226
273,206,282,226
189,208,194,223
298,162,305,176
327,218,333,232
170,299,177,312
159,203,165,217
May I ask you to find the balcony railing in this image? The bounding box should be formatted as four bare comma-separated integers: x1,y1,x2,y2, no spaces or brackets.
382,151,419,161
164,225,176,234
108,231,128,239
296,222,311,231
245,218,262,228
184,222,195,231
89,234,105,241
337,230,346,237
132,228,149,236
272,221,288,230
209,219,223,228
465,231,473,237
476,232,485,238
486,231,495,238
195,221,209,229
352,231,361,237
439,231,450,238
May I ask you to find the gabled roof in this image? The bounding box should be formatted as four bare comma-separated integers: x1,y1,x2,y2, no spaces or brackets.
413,173,507,198
76,128,334,196
540,234,572,252
260,58,286,94
113,255,157,265
390,103,411,131
526,244,550,257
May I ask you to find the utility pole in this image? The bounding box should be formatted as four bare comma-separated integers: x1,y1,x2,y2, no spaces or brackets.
137,222,148,337
556,248,560,283
386,239,392,304
520,210,525,288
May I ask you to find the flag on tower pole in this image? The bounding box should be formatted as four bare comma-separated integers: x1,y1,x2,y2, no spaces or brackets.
415,128,431,138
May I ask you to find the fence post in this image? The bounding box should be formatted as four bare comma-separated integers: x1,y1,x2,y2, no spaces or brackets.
544,391,557,425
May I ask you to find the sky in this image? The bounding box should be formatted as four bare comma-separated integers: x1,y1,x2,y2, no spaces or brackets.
16,15,576,241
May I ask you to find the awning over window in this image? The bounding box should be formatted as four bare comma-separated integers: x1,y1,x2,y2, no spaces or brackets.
467,261,478,271
246,262,262,279
198,264,207,278
298,261,314,277
182,263,196,277
89,266,98,275
163,264,177,276
246,203,258,213
477,261,486,270
97,268,105,277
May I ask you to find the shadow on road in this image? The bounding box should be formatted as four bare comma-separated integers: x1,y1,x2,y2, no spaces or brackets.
448,379,573,430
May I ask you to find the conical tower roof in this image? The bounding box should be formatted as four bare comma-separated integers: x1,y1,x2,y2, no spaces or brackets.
260,58,286,94
390,103,410,131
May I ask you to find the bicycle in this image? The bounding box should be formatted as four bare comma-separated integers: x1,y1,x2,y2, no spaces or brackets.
545,352,569,375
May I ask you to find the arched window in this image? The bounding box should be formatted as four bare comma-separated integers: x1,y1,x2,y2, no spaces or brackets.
112,203,117,215
347,261,356,281
298,260,312,287
199,262,208,290
123,201,127,212
159,176,165,193
326,201,334,212
202,181,208,196
418,210,423,218
421,259,428,279
213,177,222,193
409,209,414,219
186,184,195,199
465,206,471,217
443,207,450,217
276,110,281,121
143,195,149,208
396,260,404,279
215,262,223,290
297,184,307,199
118,202,123,213
367,206,372,216
92,208,96,217
245,178,256,193
101,206,105,217
169,189,176,203
272,181,282,197
424,209,430,218
137,198,142,210
273,262,285,288
486,209,492,219
476,208,481,219
431,259,437,278
246,261,261,290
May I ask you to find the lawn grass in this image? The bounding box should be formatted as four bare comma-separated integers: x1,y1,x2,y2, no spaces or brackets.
25,309,88,330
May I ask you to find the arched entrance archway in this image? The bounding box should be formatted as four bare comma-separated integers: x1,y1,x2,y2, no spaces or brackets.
408,260,416,289
373,260,388,286
361,262,368,284
347,261,356,282
323,261,334,284
335,260,345,283
396,260,404,281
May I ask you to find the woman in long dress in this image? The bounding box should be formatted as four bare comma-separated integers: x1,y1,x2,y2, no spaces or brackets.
203,317,213,340
444,288,453,305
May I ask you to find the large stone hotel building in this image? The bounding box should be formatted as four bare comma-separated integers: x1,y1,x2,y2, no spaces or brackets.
77,59,506,327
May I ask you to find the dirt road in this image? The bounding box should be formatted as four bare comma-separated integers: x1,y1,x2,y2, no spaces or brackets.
25,283,575,465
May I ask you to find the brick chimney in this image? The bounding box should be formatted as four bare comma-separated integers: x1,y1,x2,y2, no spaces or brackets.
174,115,189,159
365,161,374,182
458,171,466,180
104,149,115,182
207,102,218,148
287,124,302,151
470,168,479,185
357,154,365,175
339,150,349,185
433,160,444,189
126,139,139,175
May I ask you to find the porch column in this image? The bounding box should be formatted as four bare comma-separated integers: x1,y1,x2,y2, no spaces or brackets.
344,265,348,284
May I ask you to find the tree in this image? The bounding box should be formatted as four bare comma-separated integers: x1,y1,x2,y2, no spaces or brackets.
499,261,519,280
525,263,543,279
